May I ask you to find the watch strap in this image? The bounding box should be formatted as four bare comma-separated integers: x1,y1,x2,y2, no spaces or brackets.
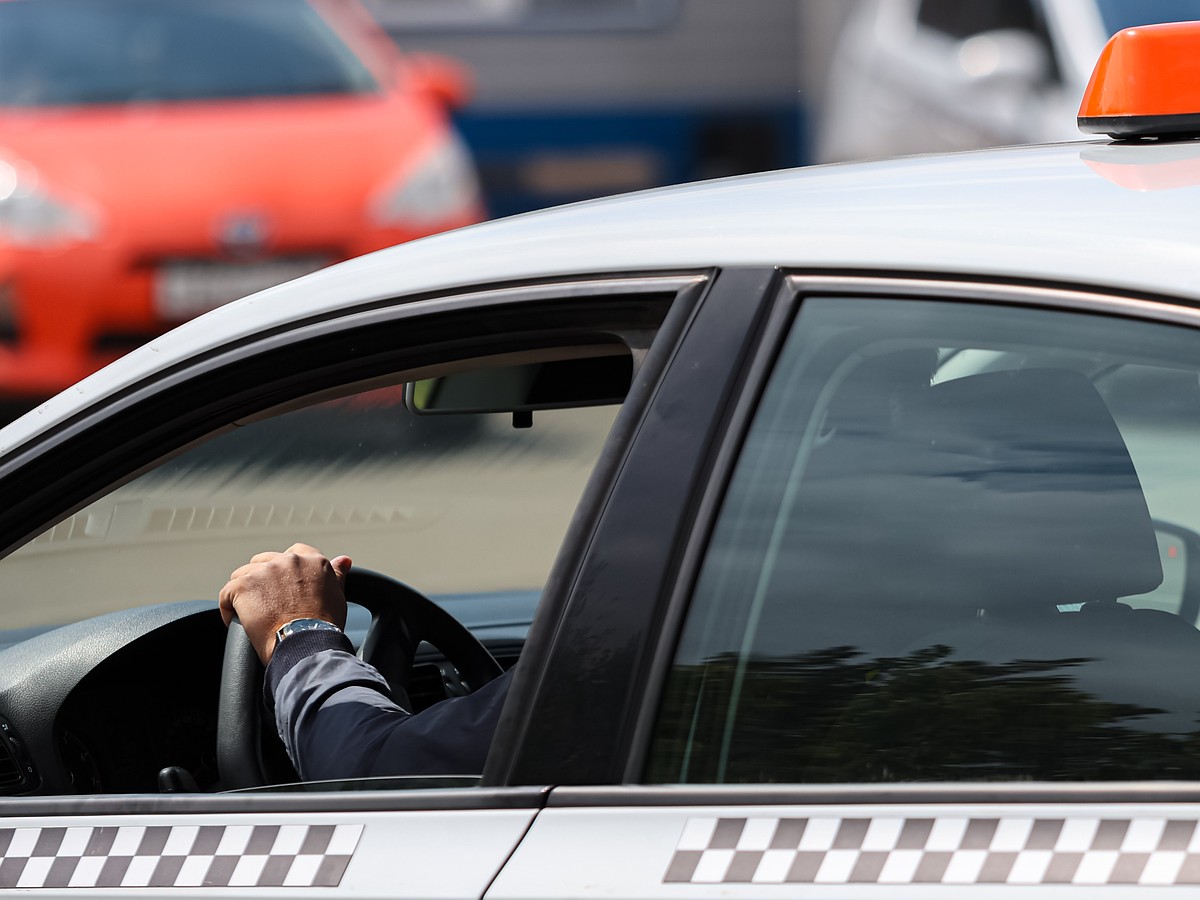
275,617,342,645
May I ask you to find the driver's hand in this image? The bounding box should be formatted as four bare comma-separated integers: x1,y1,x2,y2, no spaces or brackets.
219,543,352,664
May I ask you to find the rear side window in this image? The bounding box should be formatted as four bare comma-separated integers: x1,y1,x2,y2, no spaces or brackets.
648,296,1200,784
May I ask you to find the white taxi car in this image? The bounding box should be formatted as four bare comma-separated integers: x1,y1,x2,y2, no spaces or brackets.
3,20,1200,899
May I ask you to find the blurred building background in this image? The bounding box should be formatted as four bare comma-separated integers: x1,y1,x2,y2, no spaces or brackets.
3,0,1197,419
367,0,1198,216
366,0,847,216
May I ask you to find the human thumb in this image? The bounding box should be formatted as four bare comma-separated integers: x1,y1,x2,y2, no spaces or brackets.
330,555,353,585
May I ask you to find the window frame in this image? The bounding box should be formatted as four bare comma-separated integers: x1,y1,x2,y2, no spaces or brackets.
0,272,708,811
0,274,702,559
491,267,781,787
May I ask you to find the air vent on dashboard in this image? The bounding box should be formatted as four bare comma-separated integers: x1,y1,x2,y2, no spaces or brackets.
407,653,521,712
0,716,35,793
0,747,20,787
408,662,449,712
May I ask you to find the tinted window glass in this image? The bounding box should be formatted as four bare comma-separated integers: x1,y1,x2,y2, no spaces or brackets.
649,297,1200,784
0,0,377,107
916,0,1038,39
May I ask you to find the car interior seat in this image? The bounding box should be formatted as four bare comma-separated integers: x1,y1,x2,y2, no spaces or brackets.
773,364,1168,646
726,358,1200,780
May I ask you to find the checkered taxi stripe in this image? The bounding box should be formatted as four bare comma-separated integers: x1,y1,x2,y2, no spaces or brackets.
665,815,1200,886
0,823,362,889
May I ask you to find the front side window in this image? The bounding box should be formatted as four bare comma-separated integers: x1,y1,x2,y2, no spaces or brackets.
0,378,617,793
2,387,615,637
650,296,1200,784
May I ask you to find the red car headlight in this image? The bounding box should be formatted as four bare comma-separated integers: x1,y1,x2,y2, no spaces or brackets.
368,131,482,228
0,155,99,247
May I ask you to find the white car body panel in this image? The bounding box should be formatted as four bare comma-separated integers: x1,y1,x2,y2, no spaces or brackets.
7,139,1200,457
490,796,1200,897
0,807,534,897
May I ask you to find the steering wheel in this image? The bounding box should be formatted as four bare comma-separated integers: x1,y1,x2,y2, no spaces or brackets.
216,568,504,789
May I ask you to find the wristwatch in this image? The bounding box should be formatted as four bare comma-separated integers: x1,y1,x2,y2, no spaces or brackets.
275,618,342,646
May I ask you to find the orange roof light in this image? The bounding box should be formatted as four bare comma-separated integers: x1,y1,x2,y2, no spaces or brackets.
1079,21,1200,139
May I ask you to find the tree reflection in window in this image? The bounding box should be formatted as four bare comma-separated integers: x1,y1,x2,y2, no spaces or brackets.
651,645,1200,784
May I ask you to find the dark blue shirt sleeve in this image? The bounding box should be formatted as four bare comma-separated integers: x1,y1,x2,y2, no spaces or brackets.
265,631,511,781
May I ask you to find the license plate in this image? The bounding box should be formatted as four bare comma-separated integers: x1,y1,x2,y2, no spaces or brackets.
154,256,330,320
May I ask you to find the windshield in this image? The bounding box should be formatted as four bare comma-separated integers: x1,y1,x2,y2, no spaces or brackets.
0,0,378,107
1096,0,1200,33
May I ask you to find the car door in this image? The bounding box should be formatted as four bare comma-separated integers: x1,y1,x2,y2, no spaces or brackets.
0,270,717,897
489,275,1200,895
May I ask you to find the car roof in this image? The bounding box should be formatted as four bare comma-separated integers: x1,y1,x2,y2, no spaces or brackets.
6,136,1200,453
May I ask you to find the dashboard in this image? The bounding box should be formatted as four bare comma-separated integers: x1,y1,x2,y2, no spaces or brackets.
0,603,225,796
0,595,530,796
56,612,226,793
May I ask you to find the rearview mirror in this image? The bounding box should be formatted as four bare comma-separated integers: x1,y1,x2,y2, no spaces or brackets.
405,352,631,417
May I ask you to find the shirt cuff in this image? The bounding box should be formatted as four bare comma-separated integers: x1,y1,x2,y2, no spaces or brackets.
265,629,354,708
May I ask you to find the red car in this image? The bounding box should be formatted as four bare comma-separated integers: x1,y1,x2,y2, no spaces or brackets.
0,0,483,407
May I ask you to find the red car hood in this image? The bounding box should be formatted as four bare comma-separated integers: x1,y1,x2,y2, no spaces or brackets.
0,92,443,226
